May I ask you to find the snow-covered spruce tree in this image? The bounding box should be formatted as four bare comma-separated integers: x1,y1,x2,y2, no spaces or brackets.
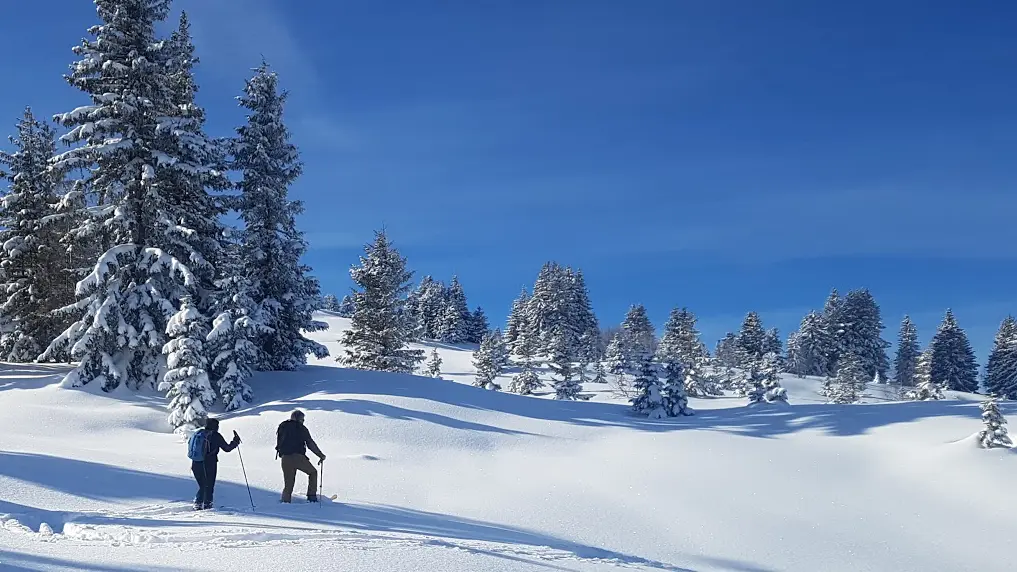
662,361,692,416
339,231,424,373
984,316,1017,400
657,307,718,397
929,310,978,393
837,289,890,380
204,243,263,411
0,110,71,362
830,353,866,404
784,331,803,375
820,289,845,376
714,333,740,367
760,352,788,404
322,294,340,312
467,307,489,344
44,2,226,391
524,262,599,358
507,322,543,395
977,396,1013,449
426,348,442,378
437,275,471,344
592,360,607,383
736,312,767,367
337,294,356,318
159,298,215,433
630,354,666,419
548,323,581,400
606,304,656,376
472,330,505,390
233,63,328,371
762,328,783,360
787,311,830,377
504,287,530,353
893,315,920,388
744,363,767,405
904,348,942,401
408,276,445,340
570,269,602,367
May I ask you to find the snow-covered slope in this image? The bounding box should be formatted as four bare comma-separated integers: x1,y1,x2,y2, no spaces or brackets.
1,313,1014,571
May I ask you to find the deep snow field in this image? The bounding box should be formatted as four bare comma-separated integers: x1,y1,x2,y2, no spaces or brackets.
1,313,1014,571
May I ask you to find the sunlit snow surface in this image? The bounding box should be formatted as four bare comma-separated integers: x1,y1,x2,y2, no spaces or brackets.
0,313,1013,571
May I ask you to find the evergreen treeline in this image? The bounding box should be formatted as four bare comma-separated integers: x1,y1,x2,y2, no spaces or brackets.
0,3,326,432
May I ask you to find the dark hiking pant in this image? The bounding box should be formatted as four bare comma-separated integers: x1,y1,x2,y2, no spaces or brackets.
192,460,218,508
280,454,317,502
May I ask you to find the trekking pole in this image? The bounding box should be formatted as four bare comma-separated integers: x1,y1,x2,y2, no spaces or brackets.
237,444,256,511
319,459,324,508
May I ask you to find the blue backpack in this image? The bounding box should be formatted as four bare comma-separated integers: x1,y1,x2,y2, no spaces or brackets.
187,429,208,462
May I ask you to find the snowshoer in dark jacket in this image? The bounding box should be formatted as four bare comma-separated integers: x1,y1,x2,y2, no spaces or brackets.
276,410,325,503
192,418,241,510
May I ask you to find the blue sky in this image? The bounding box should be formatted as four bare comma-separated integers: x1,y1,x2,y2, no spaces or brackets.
2,1,1016,360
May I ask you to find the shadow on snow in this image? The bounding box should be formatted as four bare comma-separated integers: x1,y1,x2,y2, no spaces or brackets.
240,365,993,439
0,451,698,571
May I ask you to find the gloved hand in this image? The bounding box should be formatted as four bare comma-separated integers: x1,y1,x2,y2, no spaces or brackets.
233,430,241,444
318,454,326,464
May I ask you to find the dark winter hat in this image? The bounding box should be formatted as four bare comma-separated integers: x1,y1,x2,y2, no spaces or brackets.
290,410,305,421
205,418,220,430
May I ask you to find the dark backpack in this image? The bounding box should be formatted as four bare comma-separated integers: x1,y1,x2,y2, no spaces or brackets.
276,420,305,456
187,429,208,462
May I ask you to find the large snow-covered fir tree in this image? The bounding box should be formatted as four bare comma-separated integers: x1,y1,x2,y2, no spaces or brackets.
819,289,845,376
929,310,978,393
204,243,262,411
232,63,327,371
525,262,598,358
735,311,766,366
44,2,226,391
630,355,666,419
437,275,471,344
904,348,942,401
837,289,890,379
339,231,424,373
0,110,72,362
984,316,1017,400
893,316,920,388
159,298,215,433
977,396,1013,449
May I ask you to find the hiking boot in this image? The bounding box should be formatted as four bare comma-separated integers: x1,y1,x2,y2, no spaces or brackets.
307,496,319,503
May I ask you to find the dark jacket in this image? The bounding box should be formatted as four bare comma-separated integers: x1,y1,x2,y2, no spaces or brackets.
199,430,240,464
276,420,324,458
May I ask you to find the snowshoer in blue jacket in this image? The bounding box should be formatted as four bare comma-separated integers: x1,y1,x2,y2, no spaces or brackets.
189,418,241,510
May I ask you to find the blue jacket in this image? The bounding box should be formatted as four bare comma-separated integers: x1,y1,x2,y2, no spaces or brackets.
197,430,240,464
